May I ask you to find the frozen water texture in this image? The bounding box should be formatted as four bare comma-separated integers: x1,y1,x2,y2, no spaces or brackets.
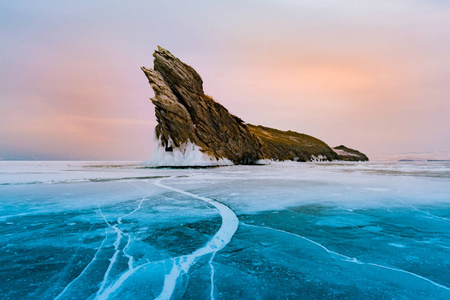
0,160,449,299
143,138,233,167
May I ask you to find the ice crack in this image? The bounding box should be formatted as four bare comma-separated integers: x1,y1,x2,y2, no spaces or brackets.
94,188,152,300
242,223,450,291
54,229,109,300
153,177,239,300
96,206,123,298
209,252,216,300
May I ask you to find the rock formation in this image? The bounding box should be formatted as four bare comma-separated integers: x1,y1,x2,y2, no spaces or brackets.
142,47,368,165
333,145,369,161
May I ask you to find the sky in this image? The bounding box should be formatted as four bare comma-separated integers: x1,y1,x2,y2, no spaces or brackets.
1,0,449,160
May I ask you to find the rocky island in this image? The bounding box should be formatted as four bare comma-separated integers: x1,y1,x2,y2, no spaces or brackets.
142,47,368,166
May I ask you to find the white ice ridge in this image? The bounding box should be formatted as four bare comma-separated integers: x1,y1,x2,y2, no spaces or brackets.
242,223,450,291
143,137,233,167
309,155,327,162
153,178,239,300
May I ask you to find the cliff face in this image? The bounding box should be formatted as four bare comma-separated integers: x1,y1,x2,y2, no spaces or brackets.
142,47,261,164
142,47,365,165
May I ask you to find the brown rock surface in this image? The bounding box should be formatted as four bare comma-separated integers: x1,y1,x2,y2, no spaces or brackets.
142,46,261,164
333,145,369,161
248,125,339,162
142,47,366,164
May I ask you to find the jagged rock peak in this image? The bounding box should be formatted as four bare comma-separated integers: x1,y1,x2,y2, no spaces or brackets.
142,47,262,164
152,46,204,95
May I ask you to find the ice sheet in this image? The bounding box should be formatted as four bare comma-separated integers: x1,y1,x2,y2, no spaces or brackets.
0,160,449,299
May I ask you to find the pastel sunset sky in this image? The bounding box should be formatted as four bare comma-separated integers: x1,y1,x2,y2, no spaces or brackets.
1,1,449,160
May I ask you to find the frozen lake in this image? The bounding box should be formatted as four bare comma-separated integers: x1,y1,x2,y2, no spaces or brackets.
0,161,449,299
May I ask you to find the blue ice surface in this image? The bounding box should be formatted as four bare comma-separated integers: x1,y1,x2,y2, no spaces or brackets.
0,160,449,299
